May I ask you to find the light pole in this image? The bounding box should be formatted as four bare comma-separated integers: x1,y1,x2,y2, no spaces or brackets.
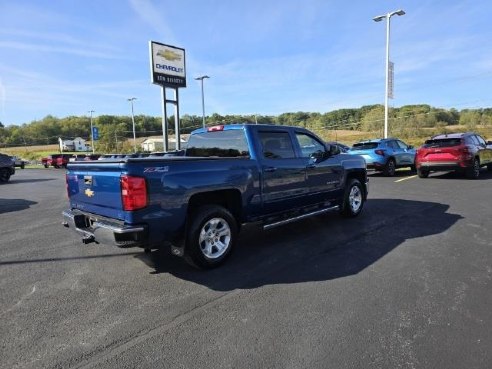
373,9,405,138
127,97,137,152
195,75,210,128
88,110,95,153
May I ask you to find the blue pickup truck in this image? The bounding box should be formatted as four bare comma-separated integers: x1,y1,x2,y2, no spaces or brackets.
62,124,368,268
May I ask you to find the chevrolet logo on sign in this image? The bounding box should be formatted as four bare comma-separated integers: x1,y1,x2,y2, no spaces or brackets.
85,188,95,197
157,49,182,61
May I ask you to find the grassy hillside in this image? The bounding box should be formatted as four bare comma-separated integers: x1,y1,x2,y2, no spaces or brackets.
2,125,492,161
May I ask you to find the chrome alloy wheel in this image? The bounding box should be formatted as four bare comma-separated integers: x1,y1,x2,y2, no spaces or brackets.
198,217,231,259
348,185,362,213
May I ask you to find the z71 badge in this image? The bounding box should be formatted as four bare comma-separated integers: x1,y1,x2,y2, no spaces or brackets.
144,166,169,173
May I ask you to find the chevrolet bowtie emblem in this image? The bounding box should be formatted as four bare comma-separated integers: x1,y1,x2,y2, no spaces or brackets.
85,188,95,197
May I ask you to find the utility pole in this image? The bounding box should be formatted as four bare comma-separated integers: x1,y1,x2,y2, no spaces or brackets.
88,110,95,153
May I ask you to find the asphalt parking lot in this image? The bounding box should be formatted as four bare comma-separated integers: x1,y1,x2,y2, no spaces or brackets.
1,168,491,369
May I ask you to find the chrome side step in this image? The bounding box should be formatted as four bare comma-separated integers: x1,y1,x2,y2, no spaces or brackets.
263,205,340,230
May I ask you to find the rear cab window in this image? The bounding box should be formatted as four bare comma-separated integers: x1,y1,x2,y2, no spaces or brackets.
185,129,250,157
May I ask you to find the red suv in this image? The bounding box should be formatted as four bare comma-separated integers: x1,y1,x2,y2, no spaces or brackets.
416,132,492,179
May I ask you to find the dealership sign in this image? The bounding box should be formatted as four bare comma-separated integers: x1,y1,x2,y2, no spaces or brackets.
149,41,186,87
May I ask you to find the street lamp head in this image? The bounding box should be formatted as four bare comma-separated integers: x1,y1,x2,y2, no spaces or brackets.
127,97,137,102
195,75,210,81
373,15,385,22
394,9,406,16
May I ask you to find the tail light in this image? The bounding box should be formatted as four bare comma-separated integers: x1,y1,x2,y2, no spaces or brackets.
375,149,385,156
65,174,77,198
65,174,70,198
121,175,148,211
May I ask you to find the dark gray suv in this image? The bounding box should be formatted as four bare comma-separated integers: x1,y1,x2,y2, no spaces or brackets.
0,153,15,183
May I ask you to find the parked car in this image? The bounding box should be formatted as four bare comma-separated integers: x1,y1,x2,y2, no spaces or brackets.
348,138,416,176
69,154,101,162
0,153,15,183
415,132,492,179
10,156,27,169
42,154,73,168
63,124,368,269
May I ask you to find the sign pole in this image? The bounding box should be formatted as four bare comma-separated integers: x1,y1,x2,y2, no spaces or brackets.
174,88,181,150
161,86,169,152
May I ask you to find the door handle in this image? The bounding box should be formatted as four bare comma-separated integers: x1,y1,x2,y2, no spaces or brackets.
264,167,277,172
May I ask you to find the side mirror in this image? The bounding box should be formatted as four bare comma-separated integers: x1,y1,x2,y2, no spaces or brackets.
310,150,327,163
330,144,340,155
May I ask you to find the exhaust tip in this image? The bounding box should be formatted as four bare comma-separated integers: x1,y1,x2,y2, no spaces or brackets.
82,235,95,244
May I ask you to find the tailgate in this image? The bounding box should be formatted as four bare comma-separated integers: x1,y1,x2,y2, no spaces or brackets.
422,148,459,161
66,162,126,220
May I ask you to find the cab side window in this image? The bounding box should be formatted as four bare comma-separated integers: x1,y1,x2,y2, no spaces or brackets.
259,131,296,159
295,133,325,158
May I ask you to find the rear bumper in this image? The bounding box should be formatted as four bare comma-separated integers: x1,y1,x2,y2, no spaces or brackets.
417,161,467,172
62,209,148,247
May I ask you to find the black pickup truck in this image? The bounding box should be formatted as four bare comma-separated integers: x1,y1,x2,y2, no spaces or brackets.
0,153,15,183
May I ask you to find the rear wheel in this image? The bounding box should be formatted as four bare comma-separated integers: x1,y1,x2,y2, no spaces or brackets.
383,158,396,176
487,163,492,172
417,168,429,178
0,168,11,183
184,205,237,269
465,158,480,179
340,178,365,217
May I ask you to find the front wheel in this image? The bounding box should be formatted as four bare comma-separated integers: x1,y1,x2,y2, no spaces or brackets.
340,178,365,218
184,205,238,269
0,168,11,183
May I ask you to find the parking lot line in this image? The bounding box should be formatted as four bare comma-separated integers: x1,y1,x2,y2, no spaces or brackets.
395,175,418,183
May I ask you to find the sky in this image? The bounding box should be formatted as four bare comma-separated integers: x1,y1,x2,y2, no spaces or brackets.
1,0,492,126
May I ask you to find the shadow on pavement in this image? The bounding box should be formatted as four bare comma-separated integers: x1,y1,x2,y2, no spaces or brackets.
0,198,37,214
9,178,58,184
136,198,462,291
426,169,492,180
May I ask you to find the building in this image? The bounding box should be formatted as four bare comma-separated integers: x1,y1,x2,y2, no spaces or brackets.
140,135,188,152
59,137,91,152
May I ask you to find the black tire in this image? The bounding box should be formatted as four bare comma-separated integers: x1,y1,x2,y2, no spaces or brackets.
340,178,365,218
417,168,429,178
44,164,48,168
0,168,11,183
465,158,480,179
487,163,492,172
383,158,396,177
184,205,238,269
20,162,25,169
